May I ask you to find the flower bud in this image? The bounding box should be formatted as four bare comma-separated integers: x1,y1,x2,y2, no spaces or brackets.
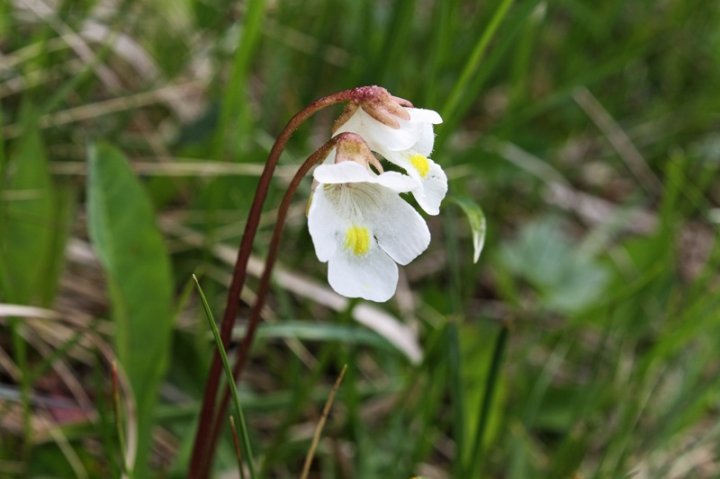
334,132,384,173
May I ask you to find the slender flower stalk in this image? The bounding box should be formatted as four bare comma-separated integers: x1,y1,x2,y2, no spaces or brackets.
201,136,345,475
188,88,380,478
189,85,444,478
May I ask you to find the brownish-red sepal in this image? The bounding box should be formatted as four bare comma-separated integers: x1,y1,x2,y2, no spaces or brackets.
391,95,414,108
332,85,413,132
334,132,384,173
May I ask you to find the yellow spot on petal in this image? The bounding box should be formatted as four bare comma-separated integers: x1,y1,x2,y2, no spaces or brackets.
410,154,430,178
344,225,371,256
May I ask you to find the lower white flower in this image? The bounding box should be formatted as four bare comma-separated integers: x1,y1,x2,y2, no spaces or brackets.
308,160,430,302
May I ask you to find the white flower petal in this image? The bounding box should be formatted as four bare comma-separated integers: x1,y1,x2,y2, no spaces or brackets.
314,161,418,193
374,171,419,192
314,161,375,184
413,121,436,157
407,107,443,124
334,108,417,152
328,244,398,302
369,189,430,265
412,159,447,215
307,187,345,262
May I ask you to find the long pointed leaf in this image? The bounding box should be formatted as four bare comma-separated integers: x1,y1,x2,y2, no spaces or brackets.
86,143,174,477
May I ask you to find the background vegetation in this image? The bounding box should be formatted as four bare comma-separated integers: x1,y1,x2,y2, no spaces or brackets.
1,0,720,477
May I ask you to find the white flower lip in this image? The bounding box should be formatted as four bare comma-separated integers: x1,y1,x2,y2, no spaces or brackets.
308,160,430,302
383,150,448,216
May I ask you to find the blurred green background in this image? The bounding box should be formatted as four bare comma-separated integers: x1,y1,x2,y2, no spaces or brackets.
1,0,720,477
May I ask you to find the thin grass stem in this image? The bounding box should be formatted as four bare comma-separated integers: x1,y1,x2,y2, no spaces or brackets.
466,325,509,478
299,365,347,479
229,416,247,479
193,274,257,479
441,0,515,124
111,361,129,477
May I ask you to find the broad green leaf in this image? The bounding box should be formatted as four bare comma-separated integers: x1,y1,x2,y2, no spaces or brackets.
498,218,609,313
86,143,174,477
0,128,64,305
448,196,488,263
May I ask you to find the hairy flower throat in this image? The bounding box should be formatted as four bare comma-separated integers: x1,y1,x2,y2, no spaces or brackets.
344,225,371,255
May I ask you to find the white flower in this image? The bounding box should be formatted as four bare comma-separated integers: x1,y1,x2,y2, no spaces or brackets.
308,154,430,302
334,105,447,215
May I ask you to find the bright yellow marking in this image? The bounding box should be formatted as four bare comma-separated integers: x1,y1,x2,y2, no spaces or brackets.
344,226,370,256
410,154,430,178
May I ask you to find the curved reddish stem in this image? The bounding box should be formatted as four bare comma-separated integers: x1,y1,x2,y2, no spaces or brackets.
188,88,380,478
201,136,347,476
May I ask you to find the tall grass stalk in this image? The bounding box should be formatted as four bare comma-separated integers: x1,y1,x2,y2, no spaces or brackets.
193,275,256,479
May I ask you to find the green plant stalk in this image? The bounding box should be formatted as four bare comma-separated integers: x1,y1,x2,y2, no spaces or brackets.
424,0,456,105
193,274,256,479
229,416,247,479
212,0,267,160
443,199,466,479
338,300,364,475
374,0,416,82
438,0,540,154
448,321,466,479
441,0,515,124
111,361,129,477
407,359,447,468
10,319,30,461
466,325,509,478
0,105,6,180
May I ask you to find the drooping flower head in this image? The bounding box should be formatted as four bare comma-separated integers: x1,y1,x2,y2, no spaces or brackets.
333,87,447,215
308,133,430,302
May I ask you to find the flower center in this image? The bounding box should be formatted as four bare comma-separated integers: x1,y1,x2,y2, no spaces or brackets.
410,154,430,178
344,225,371,256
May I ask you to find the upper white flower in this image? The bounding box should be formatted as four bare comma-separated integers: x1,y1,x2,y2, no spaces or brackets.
334,104,447,215
308,150,430,302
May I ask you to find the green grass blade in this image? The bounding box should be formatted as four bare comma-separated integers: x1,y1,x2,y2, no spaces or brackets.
466,326,509,478
213,0,267,158
441,0,515,124
192,274,256,479
447,321,466,479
